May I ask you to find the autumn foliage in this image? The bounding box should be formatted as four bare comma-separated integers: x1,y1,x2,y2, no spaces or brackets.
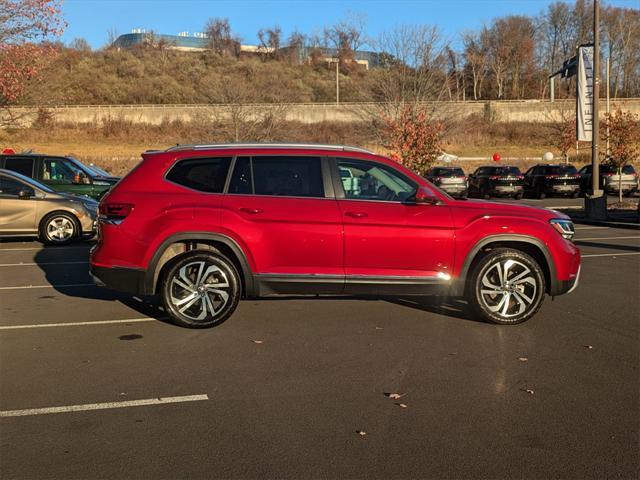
383,105,445,175
0,0,65,105
603,108,640,169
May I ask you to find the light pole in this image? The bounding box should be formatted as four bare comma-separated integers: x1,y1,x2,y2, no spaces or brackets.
591,0,600,197
336,60,340,105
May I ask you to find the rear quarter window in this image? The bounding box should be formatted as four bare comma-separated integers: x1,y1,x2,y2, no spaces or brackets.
3,157,35,177
166,157,232,193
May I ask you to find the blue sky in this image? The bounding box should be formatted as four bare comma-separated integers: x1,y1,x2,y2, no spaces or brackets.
62,0,639,49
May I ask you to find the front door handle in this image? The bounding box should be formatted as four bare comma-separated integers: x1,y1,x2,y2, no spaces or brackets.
344,211,368,218
239,207,264,215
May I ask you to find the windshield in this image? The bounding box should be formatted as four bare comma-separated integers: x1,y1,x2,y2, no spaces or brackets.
547,165,578,175
433,168,465,177
492,166,521,176
86,163,111,177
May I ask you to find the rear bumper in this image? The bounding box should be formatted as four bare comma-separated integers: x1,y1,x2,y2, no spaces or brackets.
549,184,580,193
90,264,147,295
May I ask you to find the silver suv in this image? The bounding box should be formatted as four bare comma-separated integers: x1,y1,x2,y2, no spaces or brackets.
0,169,97,244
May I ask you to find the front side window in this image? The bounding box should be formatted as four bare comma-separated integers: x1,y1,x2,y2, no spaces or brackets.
4,157,34,177
43,158,90,184
166,157,232,193
0,176,32,196
228,156,324,198
337,159,416,202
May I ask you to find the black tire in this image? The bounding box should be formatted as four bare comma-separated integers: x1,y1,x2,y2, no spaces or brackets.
536,186,546,199
481,186,491,200
466,248,546,325
39,212,79,245
514,192,523,200
161,251,241,328
570,190,580,199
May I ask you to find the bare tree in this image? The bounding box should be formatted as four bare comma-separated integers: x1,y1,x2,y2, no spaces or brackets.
257,25,282,60
323,14,367,71
462,30,489,100
204,17,240,57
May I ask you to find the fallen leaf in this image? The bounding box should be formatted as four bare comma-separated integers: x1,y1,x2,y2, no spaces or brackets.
375,327,383,330
356,430,367,436
252,340,264,344
583,345,593,349
385,393,404,399
448,352,457,356
518,357,528,362
520,388,535,395
396,403,408,409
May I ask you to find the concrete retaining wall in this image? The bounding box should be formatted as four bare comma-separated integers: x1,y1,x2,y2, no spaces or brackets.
4,99,640,127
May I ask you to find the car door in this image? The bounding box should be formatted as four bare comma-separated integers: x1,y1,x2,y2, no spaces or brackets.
0,174,38,235
222,155,344,294
523,167,535,192
332,157,454,293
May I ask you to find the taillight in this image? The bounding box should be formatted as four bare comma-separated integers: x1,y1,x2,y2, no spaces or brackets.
489,175,500,180
99,203,134,221
546,174,559,179
434,177,443,184
603,173,614,177
516,175,524,180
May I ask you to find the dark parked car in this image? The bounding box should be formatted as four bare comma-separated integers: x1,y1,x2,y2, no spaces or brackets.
468,165,524,199
524,164,581,199
578,164,638,196
91,143,580,328
0,151,119,200
425,166,468,198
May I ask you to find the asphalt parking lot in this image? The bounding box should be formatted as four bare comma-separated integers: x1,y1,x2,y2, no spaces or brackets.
1,207,639,479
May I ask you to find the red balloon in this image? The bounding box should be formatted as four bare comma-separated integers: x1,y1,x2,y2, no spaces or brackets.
2,148,15,155
492,153,501,162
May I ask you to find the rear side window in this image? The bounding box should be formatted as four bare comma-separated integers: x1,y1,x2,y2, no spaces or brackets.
229,156,324,198
166,157,231,193
4,157,34,177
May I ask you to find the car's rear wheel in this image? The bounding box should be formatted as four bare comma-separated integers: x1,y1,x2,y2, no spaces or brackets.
570,190,580,198
39,212,78,245
536,186,546,199
481,186,491,200
161,251,241,328
514,192,523,200
467,248,546,325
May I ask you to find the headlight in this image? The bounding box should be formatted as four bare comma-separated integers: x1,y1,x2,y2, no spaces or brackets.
550,219,575,240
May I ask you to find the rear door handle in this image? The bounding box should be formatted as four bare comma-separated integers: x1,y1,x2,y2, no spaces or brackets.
344,211,368,218
239,207,263,215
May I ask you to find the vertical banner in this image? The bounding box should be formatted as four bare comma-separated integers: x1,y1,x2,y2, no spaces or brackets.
577,46,594,141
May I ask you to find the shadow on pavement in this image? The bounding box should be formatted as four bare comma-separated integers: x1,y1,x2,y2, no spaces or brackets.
30,239,484,326
32,242,169,323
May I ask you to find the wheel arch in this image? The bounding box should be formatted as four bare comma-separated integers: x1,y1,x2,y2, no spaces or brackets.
454,235,557,296
145,232,255,297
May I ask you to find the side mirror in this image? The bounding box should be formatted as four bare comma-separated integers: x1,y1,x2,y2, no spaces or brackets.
18,189,32,199
406,186,441,206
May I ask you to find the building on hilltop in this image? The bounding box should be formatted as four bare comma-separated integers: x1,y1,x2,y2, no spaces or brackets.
112,30,381,69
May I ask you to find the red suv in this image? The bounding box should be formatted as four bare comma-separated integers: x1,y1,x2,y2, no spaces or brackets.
90,144,580,328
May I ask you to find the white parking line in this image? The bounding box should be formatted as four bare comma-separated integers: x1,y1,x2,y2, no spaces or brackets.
0,283,94,291
582,252,640,258
0,261,88,267
574,226,609,230
0,394,209,418
0,246,90,252
0,317,159,330
574,236,640,241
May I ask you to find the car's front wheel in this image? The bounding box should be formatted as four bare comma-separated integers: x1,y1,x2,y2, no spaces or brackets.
161,251,241,328
39,212,78,245
467,248,546,324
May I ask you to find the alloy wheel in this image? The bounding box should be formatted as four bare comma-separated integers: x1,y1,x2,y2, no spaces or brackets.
168,260,231,321
46,216,75,242
478,259,537,319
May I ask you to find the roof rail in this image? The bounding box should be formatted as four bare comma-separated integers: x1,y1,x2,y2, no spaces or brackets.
164,142,375,154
